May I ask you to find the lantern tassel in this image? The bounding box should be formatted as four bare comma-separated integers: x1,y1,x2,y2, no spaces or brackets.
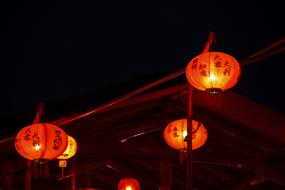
179,150,186,165
33,159,49,180
33,160,39,179
39,161,43,179
44,160,49,179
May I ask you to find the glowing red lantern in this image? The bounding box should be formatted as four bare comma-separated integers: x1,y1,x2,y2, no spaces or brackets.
15,123,68,160
118,178,140,190
163,119,207,151
186,52,241,93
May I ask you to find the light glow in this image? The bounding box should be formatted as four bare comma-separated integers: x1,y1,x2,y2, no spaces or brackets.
164,119,208,150
209,74,216,81
57,135,77,160
15,123,68,160
183,130,187,138
126,186,133,190
186,52,241,91
34,144,41,150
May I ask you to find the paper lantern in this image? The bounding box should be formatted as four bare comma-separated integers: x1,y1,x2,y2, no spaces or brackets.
186,52,241,93
57,135,78,168
118,178,140,190
57,135,77,160
163,119,207,151
15,123,68,160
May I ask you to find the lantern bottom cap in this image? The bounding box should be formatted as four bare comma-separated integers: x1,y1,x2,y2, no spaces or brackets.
206,88,222,94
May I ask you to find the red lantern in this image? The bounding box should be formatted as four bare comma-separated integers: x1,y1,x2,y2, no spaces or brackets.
163,119,208,151
186,52,241,93
15,123,68,160
118,178,140,190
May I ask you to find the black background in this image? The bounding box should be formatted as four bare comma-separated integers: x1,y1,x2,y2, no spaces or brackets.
1,1,285,121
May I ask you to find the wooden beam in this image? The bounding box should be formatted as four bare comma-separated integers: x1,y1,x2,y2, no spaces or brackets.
202,32,216,53
52,69,186,126
193,150,285,187
222,175,265,190
193,90,285,144
78,142,178,159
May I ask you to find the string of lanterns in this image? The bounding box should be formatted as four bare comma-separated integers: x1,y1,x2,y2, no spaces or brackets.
163,51,240,153
14,49,241,188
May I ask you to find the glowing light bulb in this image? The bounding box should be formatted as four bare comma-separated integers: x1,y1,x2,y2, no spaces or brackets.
126,186,133,190
209,74,216,81
183,130,187,138
34,144,41,150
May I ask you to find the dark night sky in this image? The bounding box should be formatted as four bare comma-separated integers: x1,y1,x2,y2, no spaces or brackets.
1,1,285,122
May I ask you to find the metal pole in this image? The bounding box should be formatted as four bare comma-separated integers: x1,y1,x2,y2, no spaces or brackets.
186,32,216,190
186,85,193,190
